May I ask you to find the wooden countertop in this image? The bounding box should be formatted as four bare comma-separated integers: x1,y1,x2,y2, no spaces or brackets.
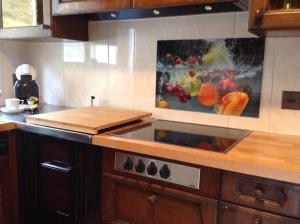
0,121,15,132
93,129,300,185
26,107,152,134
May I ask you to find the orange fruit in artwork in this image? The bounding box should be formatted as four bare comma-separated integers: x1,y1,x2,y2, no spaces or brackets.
157,99,171,109
218,92,249,116
197,82,219,107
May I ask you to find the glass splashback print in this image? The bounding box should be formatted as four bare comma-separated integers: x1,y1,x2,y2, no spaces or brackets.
156,38,265,117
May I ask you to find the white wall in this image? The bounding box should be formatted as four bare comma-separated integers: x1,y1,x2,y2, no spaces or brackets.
0,40,28,105
4,12,300,135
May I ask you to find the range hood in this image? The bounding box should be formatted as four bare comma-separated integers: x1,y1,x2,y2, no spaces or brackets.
89,0,249,21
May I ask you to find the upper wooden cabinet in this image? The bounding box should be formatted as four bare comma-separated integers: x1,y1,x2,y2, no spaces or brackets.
249,0,300,33
0,0,88,41
52,0,132,16
133,0,234,8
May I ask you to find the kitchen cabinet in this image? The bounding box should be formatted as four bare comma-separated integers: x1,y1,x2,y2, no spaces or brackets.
52,0,132,16
0,151,10,224
18,132,100,224
101,172,218,224
219,202,300,224
249,0,300,34
0,0,88,41
132,0,235,8
0,132,19,224
221,171,300,219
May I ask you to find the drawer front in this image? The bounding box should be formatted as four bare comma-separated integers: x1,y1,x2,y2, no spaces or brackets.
102,173,218,224
219,202,300,224
221,171,300,219
39,161,74,221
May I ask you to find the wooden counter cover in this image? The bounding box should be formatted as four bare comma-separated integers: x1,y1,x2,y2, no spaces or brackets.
93,130,300,185
0,121,15,132
26,107,151,134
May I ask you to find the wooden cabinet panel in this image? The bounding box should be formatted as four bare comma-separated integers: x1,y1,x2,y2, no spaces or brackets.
221,171,300,219
102,172,218,224
52,0,132,16
249,0,300,33
219,202,300,224
0,156,10,224
19,132,100,224
133,0,233,8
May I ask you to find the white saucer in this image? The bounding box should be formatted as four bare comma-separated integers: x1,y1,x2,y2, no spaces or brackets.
1,107,24,114
19,104,31,110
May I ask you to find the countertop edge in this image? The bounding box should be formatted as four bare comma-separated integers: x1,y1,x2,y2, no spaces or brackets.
92,133,300,185
0,121,16,132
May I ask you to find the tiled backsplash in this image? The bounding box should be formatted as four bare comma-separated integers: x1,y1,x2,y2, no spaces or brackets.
1,12,300,135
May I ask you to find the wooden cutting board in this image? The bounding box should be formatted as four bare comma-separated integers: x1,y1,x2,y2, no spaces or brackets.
26,107,152,134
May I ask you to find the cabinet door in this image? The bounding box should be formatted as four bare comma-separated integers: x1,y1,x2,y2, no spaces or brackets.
52,0,132,16
219,202,300,224
102,173,218,224
0,156,10,224
249,0,300,33
133,0,231,8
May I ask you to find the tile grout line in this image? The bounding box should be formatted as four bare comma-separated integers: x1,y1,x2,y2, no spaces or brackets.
268,37,278,132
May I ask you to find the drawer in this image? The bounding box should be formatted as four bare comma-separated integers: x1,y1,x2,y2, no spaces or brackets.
219,202,300,224
221,171,300,219
102,172,218,224
38,161,74,222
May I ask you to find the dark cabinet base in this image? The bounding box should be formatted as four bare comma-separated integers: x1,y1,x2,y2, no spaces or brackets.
18,131,100,224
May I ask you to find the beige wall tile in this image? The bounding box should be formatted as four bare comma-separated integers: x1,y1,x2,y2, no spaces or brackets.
270,37,300,135
134,18,164,118
108,21,135,110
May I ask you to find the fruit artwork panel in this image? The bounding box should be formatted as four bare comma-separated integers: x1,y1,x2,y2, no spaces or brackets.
156,38,266,117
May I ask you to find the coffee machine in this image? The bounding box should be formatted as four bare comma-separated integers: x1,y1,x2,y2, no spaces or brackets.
14,64,39,108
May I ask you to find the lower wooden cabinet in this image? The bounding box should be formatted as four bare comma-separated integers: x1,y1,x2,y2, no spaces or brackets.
219,202,300,224
0,131,19,224
0,155,10,224
18,131,100,224
101,172,218,224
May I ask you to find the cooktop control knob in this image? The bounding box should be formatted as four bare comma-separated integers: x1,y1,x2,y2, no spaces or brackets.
147,162,158,176
160,164,171,179
123,158,134,171
135,159,145,173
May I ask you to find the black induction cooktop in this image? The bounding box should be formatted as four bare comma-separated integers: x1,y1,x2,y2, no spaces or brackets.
113,120,250,153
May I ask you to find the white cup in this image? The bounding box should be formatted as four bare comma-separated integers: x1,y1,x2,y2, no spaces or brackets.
5,98,22,111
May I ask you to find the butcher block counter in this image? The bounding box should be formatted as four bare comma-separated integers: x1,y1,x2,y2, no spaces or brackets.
93,130,300,185
0,121,15,132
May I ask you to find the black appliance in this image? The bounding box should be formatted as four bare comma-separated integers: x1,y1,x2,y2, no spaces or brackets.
113,120,250,153
14,75,39,104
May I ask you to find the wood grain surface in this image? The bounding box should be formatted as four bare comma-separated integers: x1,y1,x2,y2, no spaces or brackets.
93,130,300,185
26,107,151,134
0,122,15,132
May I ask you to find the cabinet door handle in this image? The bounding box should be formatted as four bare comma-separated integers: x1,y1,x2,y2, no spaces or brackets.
147,195,157,205
41,161,73,173
252,217,263,224
254,188,265,200
254,8,264,27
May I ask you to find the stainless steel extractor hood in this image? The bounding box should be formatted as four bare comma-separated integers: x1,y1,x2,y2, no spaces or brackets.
89,0,249,21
